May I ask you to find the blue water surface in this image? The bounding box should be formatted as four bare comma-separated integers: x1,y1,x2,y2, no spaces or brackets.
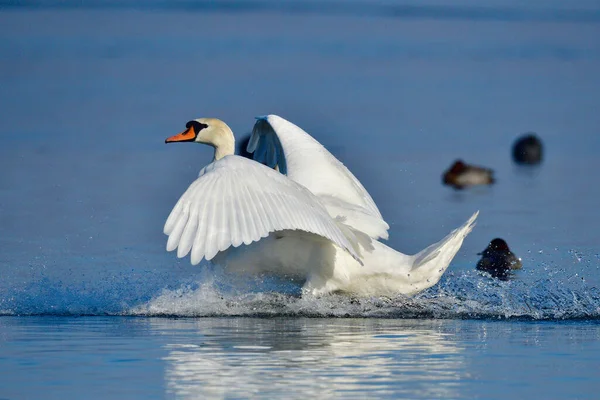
1,0,600,398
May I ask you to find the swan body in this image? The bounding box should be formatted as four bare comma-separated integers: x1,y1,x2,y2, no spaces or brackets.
164,115,478,296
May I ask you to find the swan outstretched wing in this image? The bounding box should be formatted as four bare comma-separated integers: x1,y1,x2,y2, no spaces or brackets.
247,115,389,239
164,156,362,265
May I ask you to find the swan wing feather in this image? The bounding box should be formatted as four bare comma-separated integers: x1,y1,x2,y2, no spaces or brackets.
248,114,388,239
164,155,362,265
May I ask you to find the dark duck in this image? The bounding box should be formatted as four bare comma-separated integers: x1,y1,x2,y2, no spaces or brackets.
442,159,495,190
476,238,522,280
512,133,543,165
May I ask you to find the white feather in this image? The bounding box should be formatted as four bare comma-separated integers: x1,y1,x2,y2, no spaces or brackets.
164,156,361,265
249,115,389,240
164,115,478,297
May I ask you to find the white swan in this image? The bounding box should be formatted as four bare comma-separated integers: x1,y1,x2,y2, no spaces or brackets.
164,115,478,296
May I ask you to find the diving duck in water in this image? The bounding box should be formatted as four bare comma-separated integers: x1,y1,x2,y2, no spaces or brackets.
476,238,522,280
442,159,495,190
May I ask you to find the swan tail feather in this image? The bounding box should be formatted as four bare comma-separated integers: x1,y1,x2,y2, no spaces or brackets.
412,211,479,270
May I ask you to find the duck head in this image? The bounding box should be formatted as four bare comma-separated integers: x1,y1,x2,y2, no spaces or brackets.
478,238,510,255
442,160,466,186
448,160,467,175
165,118,235,161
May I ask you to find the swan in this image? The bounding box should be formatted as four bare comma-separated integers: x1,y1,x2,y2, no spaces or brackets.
164,115,478,296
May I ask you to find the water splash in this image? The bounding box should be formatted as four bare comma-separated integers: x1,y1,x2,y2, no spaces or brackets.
1,265,598,320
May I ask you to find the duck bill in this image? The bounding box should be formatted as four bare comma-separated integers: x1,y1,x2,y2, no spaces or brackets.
165,126,196,143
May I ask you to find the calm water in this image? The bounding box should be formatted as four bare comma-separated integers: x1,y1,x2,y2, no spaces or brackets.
1,317,599,399
1,1,600,398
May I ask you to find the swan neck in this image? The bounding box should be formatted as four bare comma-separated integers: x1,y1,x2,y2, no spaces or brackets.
213,126,235,161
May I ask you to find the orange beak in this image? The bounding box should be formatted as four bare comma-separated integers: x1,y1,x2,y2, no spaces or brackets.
165,126,196,143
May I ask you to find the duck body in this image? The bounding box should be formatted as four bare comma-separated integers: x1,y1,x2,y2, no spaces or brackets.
476,238,522,280
512,133,543,164
443,159,495,190
164,115,478,296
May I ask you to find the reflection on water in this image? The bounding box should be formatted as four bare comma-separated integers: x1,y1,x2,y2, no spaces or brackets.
160,318,465,399
1,317,599,399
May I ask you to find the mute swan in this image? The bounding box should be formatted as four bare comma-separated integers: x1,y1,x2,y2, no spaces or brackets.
164,115,478,296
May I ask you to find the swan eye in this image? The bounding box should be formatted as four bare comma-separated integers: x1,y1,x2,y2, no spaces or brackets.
186,121,209,132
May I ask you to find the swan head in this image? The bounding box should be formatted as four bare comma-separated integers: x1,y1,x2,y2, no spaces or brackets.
165,118,235,160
